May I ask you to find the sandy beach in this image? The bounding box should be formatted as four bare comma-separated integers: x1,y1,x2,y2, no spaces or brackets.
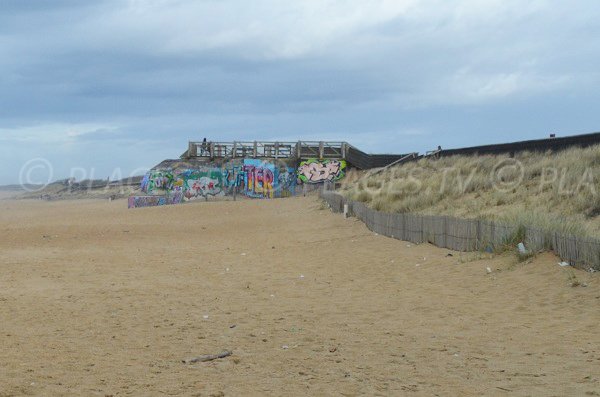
1,196,598,396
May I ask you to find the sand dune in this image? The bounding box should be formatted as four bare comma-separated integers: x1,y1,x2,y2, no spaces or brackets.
0,197,598,396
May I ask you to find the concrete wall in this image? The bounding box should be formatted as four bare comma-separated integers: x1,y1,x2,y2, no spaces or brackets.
130,158,346,207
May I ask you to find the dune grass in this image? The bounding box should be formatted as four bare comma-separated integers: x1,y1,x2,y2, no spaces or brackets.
340,144,600,240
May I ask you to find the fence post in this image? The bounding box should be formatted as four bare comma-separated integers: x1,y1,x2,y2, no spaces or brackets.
401,213,406,241
443,216,447,248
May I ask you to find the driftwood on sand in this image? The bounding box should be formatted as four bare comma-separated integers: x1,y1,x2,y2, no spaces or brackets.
183,350,233,364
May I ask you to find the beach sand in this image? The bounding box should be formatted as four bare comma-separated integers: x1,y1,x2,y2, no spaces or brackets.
0,196,598,396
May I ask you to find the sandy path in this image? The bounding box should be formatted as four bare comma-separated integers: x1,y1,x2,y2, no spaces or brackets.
0,197,598,396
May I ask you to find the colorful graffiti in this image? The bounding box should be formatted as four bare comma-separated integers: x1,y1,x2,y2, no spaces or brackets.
133,157,345,207
276,166,297,197
223,165,245,194
170,191,184,204
141,170,176,193
141,168,224,200
243,159,275,198
128,193,183,208
297,159,346,183
179,169,223,200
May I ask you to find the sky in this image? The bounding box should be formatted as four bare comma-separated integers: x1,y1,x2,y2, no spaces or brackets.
1,0,600,185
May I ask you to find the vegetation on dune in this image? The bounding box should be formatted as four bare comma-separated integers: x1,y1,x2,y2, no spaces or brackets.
340,144,600,239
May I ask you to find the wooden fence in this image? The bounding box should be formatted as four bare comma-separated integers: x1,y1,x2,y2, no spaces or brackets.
320,191,600,271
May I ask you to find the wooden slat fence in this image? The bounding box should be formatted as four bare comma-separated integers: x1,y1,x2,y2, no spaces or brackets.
320,190,600,271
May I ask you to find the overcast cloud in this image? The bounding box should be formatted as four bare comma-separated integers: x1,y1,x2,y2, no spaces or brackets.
1,0,599,184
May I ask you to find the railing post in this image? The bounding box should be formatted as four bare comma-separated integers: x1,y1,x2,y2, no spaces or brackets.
191,141,199,157
253,141,257,158
319,141,324,159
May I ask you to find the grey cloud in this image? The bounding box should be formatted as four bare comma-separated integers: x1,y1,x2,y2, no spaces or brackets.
1,1,600,184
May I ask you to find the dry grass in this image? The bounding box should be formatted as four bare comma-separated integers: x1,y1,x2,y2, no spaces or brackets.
340,144,600,239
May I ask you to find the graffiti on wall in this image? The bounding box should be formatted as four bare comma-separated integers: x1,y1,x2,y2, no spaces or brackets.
223,165,245,194
276,166,297,197
141,168,224,200
297,159,346,183
133,157,344,207
141,171,176,193
128,193,183,208
179,169,223,200
243,159,275,198
170,191,184,204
